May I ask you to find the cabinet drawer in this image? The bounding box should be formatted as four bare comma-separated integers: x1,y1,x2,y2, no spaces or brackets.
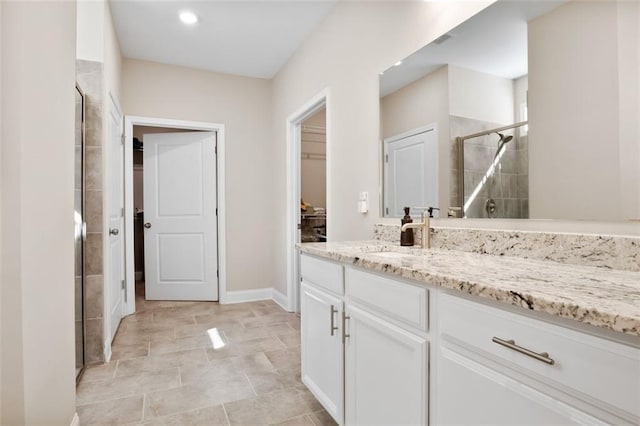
439,294,640,419
345,267,428,332
300,254,344,295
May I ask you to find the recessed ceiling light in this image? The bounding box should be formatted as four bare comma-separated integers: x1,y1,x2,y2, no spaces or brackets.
179,11,198,25
394,61,402,67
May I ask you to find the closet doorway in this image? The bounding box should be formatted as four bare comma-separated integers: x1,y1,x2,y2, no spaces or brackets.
124,117,227,311
286,90,328,313
300,107,327,243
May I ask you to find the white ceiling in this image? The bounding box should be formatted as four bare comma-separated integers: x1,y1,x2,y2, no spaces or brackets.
109,0,337,79
380,1,566,97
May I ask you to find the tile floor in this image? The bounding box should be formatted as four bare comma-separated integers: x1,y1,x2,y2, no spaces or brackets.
77,283,336,426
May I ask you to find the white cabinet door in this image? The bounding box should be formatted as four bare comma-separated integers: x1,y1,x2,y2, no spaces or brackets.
436,344,606,426
345,304,428,426
301,282,344,425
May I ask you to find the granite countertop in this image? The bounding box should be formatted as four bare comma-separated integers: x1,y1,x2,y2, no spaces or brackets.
298,240,640,337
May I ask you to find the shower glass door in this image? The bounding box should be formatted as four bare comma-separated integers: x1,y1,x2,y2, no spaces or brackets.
75,85,86,380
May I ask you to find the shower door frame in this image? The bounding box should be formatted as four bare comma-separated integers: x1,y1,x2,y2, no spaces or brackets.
75,83,87,383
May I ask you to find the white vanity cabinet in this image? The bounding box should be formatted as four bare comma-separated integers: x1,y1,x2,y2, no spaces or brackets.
300,255,345,424
344,268,429,426
300,254,429,426
300,252,640,426
435,293,640,426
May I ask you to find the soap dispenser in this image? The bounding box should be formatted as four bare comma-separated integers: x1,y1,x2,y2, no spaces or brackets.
400,207,414,246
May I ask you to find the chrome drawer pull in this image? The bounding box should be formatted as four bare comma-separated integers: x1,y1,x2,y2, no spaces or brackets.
342,312,351,344
330,305,338,336
492,336,555,365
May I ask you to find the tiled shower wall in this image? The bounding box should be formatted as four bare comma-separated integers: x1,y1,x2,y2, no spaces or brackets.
450,115,529,219
76,60,105,364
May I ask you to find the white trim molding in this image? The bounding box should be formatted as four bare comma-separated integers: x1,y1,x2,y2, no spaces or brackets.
122,116,227,313
286,89,329,313
272,288,289,311
224,288,274,304
70,413,80,426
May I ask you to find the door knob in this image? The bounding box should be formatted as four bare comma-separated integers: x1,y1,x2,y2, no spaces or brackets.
109,228,119,236
144,222,152,229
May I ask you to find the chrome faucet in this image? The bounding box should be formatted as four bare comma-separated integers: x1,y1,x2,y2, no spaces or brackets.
401,207,438,249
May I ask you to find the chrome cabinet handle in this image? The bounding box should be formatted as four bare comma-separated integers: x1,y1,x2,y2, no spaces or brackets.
109,228,119,236
342,312,350,344
492,336,555,365
330,305,338,336
144,222,152,229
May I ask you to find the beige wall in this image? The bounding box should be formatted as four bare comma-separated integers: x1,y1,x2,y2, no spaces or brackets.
448,65,514,125
1,1,77,423
122,59,274,293
528,1,637,221
270,1,493,294
380,65,450,212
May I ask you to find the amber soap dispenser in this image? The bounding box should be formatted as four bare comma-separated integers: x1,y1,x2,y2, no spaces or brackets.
400,206,414,246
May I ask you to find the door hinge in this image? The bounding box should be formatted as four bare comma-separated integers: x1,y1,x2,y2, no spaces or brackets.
121,279,125,290
215,145,218,155
385,154,388,163
297,223,301,230
216,269,219,278
121,207,124,217
121,134,125,145
385,207,389,215
216,208,218,216
122,280,127,303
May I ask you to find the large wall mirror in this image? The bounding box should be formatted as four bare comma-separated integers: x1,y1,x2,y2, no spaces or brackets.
380,0,639,222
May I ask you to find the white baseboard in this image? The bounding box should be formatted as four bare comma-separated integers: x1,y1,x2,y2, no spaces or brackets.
223,288,274,304
272,288,290,312
70,412,80,426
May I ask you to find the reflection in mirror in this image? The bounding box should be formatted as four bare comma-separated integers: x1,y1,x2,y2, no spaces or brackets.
379,1,640,222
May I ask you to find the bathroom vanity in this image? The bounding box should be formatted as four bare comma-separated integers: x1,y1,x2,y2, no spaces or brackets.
298,242,640,426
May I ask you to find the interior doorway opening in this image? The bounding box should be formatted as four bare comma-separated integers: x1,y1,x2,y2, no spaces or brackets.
300,107,327,243
286,90,329,313
123,117,227,315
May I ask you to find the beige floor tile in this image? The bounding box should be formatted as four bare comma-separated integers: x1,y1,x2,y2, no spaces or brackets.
181,352,275,385
80,362,117,383
132,404,228,426
206,336,286,360
114,328,176,346
269,414,314,426
251,305,289,317
246,371,300,395
176,319,244,337
111,342,150,361
150,334,214,355
223,387,322,425
144,376,255,419
77,368,180,405
115,349,208,377
241,313,298,329
277,333,301,348
78,395,144,426
307,409,337,426
223,323,296,343
264,346,301,370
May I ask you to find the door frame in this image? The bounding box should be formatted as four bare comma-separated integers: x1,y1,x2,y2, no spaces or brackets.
122,116,227,314
286,89,329,312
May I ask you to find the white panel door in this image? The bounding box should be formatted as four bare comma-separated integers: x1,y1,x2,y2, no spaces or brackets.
143,132,218,301
344,305,428,426
301,282,344,425
384,126,438,217
108,98,124,340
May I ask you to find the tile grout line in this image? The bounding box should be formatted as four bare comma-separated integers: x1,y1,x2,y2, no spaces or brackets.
244,372,258,397
177,367,183,387
113,360,119,378
141,393,146,422
221,403,232,426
